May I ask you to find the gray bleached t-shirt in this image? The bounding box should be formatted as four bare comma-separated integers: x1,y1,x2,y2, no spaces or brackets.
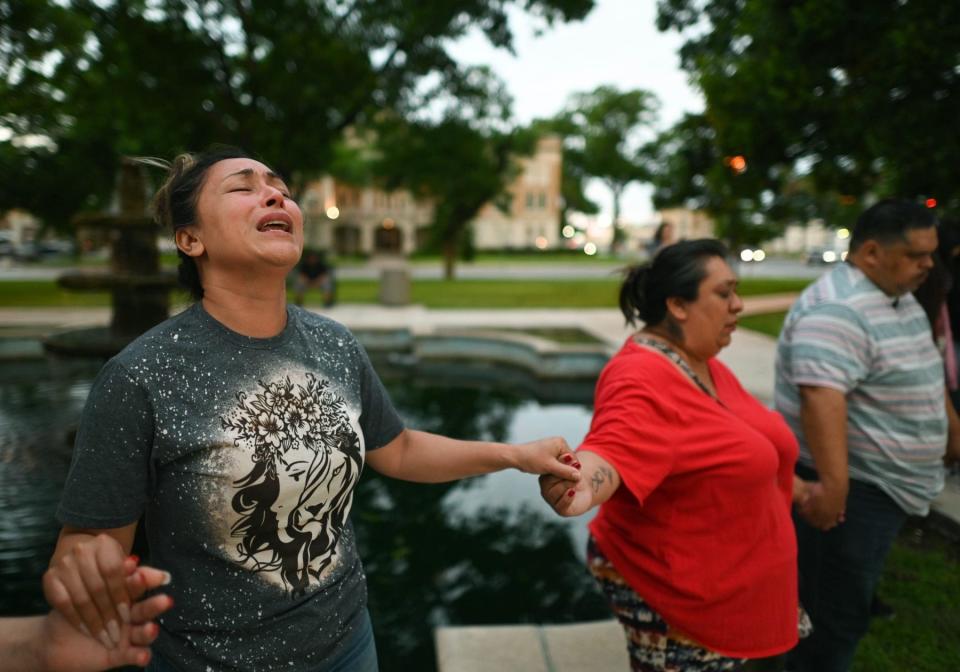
57,303,404,671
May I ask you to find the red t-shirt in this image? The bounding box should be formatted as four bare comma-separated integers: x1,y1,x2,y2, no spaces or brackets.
585,339,799,658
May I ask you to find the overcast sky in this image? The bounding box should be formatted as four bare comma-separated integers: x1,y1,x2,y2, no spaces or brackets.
449,0,705,224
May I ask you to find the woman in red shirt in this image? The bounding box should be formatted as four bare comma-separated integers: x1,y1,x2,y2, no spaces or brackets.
541,239,810,672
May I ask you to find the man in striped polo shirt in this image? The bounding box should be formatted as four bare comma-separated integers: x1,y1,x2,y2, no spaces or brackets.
775,199,960,672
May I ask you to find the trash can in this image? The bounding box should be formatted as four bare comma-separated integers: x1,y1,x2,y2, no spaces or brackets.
379,268,411,306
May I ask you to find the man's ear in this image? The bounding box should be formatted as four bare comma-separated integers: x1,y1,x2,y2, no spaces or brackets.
665,296,688,323
856,240,882,270
175,228,204,258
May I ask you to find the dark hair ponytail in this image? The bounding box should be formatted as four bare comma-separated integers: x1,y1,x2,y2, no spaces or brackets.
620,238,729,327
137,146,251,301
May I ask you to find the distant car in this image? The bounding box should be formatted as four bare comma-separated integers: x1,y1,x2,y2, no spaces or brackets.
738,247,767,263
11,239,75,262
806,248,847,265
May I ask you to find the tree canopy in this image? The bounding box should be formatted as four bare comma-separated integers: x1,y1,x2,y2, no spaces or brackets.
554,85,659,248
0,0,594,228
656,0,960,215
372,66,524,278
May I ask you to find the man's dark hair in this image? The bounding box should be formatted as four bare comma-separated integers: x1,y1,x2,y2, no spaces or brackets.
849,199,938,253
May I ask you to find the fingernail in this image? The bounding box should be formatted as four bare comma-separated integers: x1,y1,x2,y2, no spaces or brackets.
573,462,582,469
118,602,130,624
562,455,573,464
162,571,172,585
107,620,121,645
98,630,114,649
128,554,140,565
567,489,575,497
79,624,91,638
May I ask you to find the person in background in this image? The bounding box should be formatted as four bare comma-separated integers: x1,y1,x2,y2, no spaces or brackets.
541,239,809,672
294,249,336,307
938,218,960,413
645,221,676,259
775,199,960,672
4,560,173,672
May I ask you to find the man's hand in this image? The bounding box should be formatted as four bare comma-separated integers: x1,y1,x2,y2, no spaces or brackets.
42,564,173,672
798,481,847,531
945,420,960,467
511,436,582,482
792,477,813,507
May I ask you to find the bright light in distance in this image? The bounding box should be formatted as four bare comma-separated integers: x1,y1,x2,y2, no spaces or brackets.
926,198,938,208
740,249,754,262
583,242,598,256
535,236,548,249
727,155,747,174
326,206,340,219
837,228,850,239
752,249,766,262
823,250,837,263
382,217,395,230
562,225,575,238
841,250,848,261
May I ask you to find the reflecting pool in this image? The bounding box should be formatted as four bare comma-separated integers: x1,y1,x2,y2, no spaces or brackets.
0,351,608,672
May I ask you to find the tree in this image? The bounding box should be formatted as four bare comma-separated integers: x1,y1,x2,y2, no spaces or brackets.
555,85,659,250
0,0,595,229
373,67,526,279
525,117,598,237
648,113,858,250
656,0,960,214
648,112,779,250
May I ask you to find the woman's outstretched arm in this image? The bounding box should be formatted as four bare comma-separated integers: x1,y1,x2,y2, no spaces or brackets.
365,428,582,483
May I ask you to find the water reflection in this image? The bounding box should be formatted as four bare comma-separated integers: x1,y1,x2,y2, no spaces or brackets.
0,355,607,671
0,359,101,612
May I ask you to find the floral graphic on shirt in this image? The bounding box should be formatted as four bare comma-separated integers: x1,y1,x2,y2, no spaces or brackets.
220,374,363,596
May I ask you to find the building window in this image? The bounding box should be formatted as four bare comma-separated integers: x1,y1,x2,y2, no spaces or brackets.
538,193,546,209
525,193,534,209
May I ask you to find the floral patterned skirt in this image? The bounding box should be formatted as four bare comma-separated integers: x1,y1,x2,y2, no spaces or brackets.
588,535,758,672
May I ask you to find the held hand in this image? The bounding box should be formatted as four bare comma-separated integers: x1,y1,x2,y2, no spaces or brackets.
43,533,132,649
539,474,593,517
512,436,582,482
42,564,174,672
945,433,960,467
792,477,814,507
798,482,846,531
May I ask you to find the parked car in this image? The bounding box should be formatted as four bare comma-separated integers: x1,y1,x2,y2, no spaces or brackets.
12,239,75,262
806,248,847,265
738,247,767,263
0,232,14,258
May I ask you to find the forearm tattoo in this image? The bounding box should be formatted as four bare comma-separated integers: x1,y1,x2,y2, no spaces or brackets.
591,466,614,494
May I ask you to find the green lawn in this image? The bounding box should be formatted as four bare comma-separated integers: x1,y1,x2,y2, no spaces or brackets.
738,311,788,338
0,277,812,309
853,521,960,672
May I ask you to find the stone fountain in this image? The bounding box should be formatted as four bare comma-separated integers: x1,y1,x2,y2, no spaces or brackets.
43,158,178,358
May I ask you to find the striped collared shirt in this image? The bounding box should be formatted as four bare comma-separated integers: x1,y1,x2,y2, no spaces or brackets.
774,262,946,515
